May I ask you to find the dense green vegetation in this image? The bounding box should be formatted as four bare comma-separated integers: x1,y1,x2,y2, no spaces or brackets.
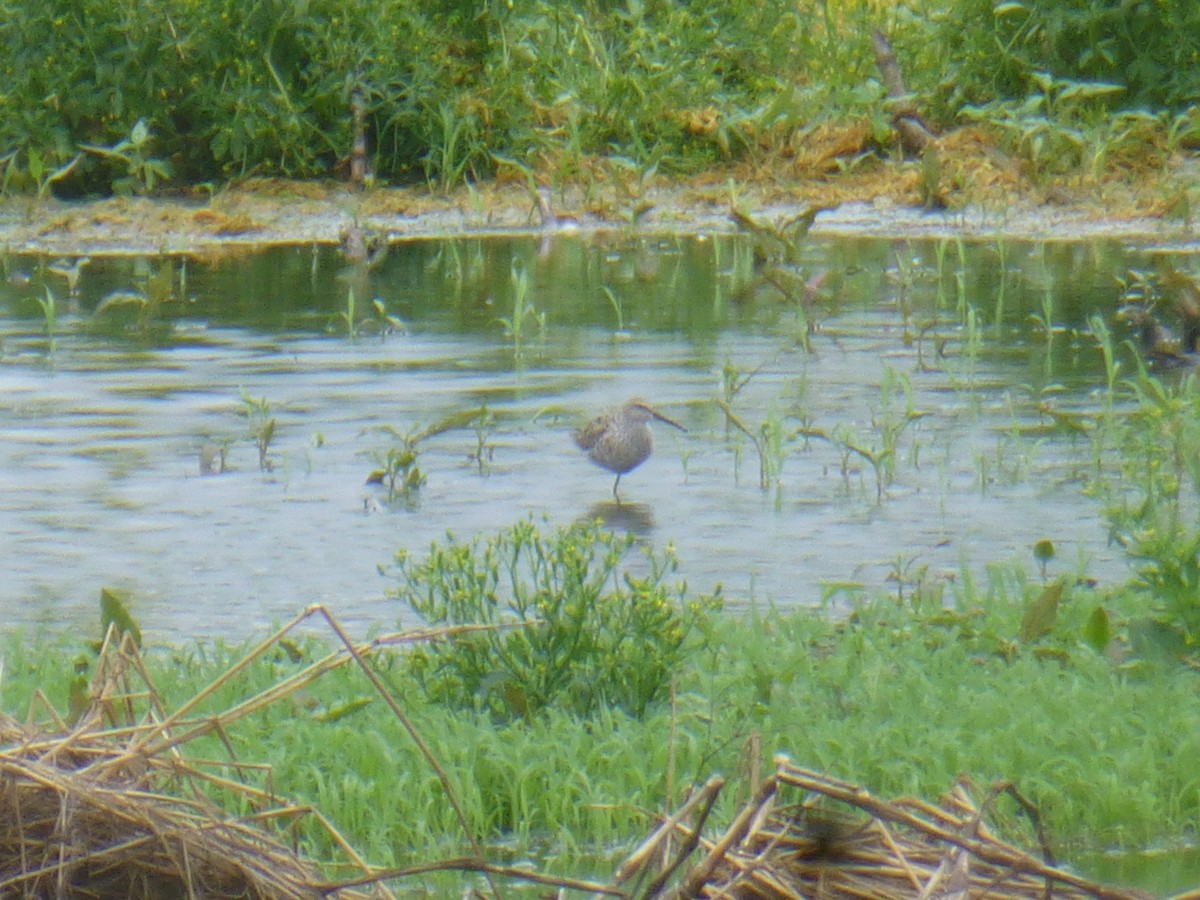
1,0,1197,196
395,519,718,719
2,559,1197,886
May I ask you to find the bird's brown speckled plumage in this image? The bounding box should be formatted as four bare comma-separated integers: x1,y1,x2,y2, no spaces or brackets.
574,398,686,502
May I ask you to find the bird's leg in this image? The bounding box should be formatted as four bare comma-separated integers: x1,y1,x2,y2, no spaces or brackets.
612,474,622,505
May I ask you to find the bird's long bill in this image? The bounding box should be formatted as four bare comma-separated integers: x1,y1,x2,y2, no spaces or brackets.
647,406,687,432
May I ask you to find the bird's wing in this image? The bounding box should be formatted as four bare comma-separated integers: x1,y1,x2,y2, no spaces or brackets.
573,414,609,451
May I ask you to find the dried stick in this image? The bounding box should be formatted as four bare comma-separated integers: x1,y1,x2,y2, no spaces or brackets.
668,774,778,899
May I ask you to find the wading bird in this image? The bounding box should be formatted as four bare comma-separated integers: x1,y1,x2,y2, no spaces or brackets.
574,398,686,503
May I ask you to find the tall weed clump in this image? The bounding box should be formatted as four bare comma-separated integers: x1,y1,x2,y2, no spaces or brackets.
1092,371,1200,653
387,518,720,720
0,0,469,190
1,0,947,194
935,0,1200,116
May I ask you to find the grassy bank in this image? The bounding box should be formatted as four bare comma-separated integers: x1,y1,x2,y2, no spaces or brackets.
2,1,1197,203
2,564,1196,885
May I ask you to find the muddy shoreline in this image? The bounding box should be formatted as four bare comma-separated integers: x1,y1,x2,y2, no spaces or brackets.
3,179,1199,257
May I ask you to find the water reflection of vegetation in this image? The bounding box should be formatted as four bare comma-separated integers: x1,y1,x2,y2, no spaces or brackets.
0,234,1144,352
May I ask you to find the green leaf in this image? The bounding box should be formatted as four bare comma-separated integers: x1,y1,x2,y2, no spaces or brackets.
312,697,372,723
27,147,44,182
1031,646,1070,664
100,587,143,647
278,637,305,663
1082,606,1111,653
1058,81,1124,102
1019,580,1063,642
93,290,149,317
67,675,90,724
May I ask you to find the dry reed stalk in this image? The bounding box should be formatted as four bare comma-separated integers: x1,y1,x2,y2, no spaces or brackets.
0,606,540,899
611,757,1156,900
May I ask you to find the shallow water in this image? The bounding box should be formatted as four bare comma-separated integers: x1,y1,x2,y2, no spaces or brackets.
0,233,1177,643
1078,844,1200,895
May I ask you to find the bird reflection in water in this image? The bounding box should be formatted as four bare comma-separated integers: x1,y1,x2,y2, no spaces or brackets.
580,500,657,537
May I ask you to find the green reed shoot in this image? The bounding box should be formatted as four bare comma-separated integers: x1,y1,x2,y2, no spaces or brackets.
1115,267,1159,306
468,405,496,474
956,305,982,392
888,244,917,322
824,369,925,502
238,391,277,472
831,424,887,501
1029,284,1055,343
886,553,937,607
341,285,357,340
974,445,992,496
719,359,759,407
954,237,969,318
335,292,404,342
497,259,545,360
1088,314,1121,415
366,408,489,502
991,233,1009,337
371,439,425,501
934,237,951,308
717,397,776,492
876,367,925,480
33,285,56,348
601,285,625,332
762,403,787,504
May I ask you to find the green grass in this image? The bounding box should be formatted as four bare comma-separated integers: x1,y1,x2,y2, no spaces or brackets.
2,565,1196,886
2,0,1196,196
720,600,1199,852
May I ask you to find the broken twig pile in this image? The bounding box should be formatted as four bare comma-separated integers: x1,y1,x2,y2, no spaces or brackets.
613,757,1153,900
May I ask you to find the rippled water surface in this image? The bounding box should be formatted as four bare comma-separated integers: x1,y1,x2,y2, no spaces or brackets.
0,234,1172,642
